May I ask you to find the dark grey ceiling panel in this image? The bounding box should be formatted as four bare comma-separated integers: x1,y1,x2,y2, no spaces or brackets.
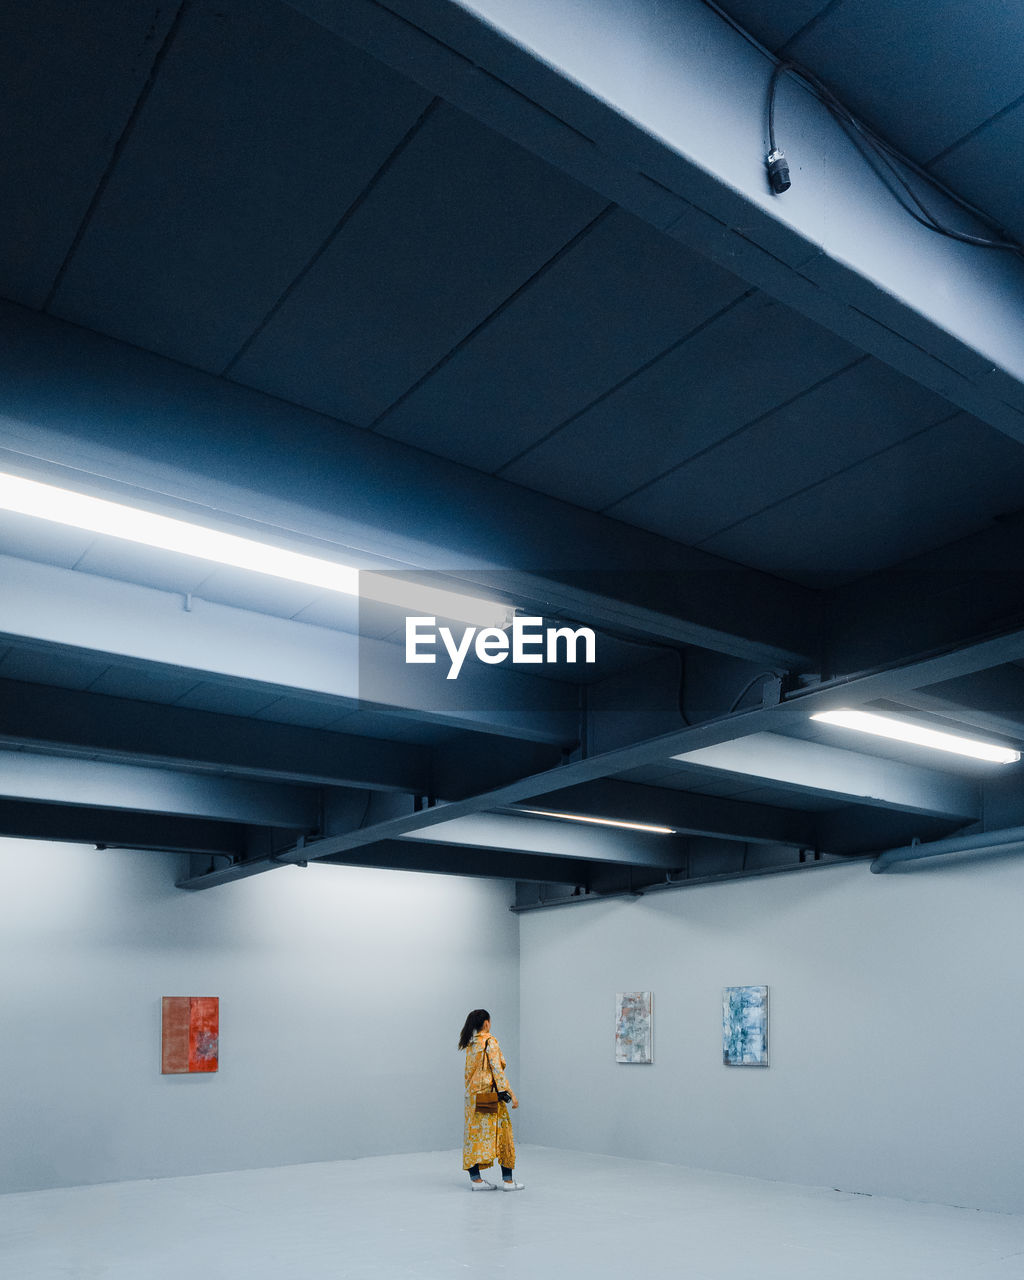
701,413,1024,585
0,1,181,308
329,710,456,746
655,773,839,812
373,210,748,471
783,0,1024,161
714,0,832,51
728,785,839,812
251,696,350,729
172,683,281,717
499,294,856,511
0,646,111,691
608,358,955,544
930,100,1024,245
229,103,605,426
86,666,202,704
625,768,756,798
48,0,433,371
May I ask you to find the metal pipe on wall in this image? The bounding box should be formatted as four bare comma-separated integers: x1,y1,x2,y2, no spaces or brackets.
870,826,1024,873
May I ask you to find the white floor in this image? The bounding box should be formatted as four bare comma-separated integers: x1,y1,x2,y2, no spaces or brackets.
2,1146,1024,1279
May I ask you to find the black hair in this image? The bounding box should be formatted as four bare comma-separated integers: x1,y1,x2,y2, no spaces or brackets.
458,1008,490,1050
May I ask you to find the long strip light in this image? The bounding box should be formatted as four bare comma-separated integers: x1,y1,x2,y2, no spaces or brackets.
0,471,508,627
517,807,675,834
810,708,1020,764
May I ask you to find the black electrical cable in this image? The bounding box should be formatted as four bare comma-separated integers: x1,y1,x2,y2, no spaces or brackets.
767,60,787,157
768,61,1024,258
696,0,1023,259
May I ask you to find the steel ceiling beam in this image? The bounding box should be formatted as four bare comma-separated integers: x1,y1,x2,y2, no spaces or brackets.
286,0,1024,435
175,856,291,890
268,621,1024,865
176,839,602,890
319,839,606,884
0,677,428,792
179,618,1024,886
0,553,578,745
0,797,241,855
0,749,319,828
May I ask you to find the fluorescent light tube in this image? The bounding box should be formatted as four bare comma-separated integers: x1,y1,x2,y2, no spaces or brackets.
0,471,508,628
517,807,674,834
810,708,1020,764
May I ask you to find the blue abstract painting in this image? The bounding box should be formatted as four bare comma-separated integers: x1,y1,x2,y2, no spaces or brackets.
722,985,769,1066
615,991,653,1063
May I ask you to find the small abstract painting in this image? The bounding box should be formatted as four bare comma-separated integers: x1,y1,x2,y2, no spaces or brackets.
615,991,653,1063
722,985,768,1066
162,997,219,1073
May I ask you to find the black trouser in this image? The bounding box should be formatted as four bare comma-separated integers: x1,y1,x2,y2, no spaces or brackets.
469,1164,513,1179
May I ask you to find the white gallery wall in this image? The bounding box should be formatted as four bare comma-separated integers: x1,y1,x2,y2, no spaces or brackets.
0,838,519,1194
6,832,1024,1214
518,856,1024,1214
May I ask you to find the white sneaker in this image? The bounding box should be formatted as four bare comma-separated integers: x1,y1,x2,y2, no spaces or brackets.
501,1179,525,1191
470,1179,497,1191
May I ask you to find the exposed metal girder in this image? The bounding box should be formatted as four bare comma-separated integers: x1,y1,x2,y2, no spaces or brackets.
299,624,1024,851
176,856,290,890
0,797,241,855
430,736,568,802
400,812,686,869
286,0,1024,434
320,839,603,884
180,617,1024,887
0,748,319,828
0,678,428,792
176,838,602,889
0,554,578,745
0,302,818,668
516,778,817,847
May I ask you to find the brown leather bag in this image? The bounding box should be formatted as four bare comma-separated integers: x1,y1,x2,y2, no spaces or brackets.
474,1037,500,1113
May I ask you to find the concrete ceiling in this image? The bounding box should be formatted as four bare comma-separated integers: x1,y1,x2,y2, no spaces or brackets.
0,0,1023,899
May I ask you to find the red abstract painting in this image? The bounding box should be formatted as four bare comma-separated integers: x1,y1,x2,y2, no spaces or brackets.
162,996,219,1073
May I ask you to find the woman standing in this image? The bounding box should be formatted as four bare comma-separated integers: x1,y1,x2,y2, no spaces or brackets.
459,1008,524,1190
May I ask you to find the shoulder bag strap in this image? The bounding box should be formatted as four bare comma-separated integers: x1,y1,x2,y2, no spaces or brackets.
482,1036,498,1091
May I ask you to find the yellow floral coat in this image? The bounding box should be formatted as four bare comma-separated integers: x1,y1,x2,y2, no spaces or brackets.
463,1031,515,1171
